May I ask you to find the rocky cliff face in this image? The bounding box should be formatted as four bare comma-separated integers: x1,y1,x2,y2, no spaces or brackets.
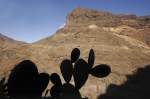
66,8,150,46
38,8,150,47
1,8,150,99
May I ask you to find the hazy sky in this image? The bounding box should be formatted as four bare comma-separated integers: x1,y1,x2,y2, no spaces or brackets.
0,0,150,43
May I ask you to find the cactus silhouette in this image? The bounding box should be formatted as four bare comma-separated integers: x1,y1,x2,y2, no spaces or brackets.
50,48,111,99
60,59,73,83
90,64,111,77
0,48,111,99
50,73,62,97
87,49,111,78
71,48,80,63
7,60,50,98
73,48,111,90
73,59,89,89
88,49,95,68
0,78,8,98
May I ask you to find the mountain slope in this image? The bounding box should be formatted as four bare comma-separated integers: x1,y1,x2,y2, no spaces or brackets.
1,8,150,99
0,33,30,77
0,33,26,49
32,8,150,98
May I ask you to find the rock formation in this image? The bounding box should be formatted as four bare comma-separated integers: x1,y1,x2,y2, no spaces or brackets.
1,8,150,99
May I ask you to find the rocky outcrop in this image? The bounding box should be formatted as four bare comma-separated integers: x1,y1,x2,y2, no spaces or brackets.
1,8,150,99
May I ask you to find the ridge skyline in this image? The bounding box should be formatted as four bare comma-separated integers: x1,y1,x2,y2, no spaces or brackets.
1,7,150,43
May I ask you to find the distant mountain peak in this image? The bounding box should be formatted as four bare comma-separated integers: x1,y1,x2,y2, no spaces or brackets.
0,33,7,37
66,7,114,26
66,7,150,28
70,7,111,15
0,33,14,41
0,33,26,44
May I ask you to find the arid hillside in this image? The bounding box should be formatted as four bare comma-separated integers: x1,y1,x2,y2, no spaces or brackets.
1,8,150,99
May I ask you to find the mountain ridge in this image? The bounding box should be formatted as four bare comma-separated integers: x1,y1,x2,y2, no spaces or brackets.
1,8,150,99
0,33,27,44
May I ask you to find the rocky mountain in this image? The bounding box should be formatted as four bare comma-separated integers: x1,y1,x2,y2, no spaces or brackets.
1,8,150,99
0,33,29,77
0,33,25,49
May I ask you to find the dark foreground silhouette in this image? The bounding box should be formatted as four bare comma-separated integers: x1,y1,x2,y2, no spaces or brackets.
0,48,111,99
98,65,150,99
8,60,50,99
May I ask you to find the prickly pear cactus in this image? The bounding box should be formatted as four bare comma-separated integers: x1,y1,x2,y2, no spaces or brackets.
0,78,7,98
50,73,62,97
50,48,111,99
87,49,111,78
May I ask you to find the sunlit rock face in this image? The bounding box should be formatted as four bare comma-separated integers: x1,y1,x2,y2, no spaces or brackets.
1,7,150,99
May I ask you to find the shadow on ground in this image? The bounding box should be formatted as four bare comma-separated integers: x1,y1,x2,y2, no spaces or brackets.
98,65,150,99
